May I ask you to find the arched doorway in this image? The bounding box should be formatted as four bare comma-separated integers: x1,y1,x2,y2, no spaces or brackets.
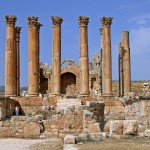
61,72,76,95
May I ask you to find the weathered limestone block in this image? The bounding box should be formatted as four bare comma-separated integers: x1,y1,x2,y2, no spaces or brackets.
23,122,40,138
123,120,138,135
110,120,123,135
104,121,110,133
89,133,108,140
144,129,150,137
88,123,101,133
64,135,76,144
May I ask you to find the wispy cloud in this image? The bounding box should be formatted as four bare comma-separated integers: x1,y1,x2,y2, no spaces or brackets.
129,14,150,25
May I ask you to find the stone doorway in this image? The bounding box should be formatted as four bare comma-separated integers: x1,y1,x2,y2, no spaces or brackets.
61,72,77,96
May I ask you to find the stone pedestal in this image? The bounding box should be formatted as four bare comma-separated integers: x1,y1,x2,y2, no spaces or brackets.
5,15,17,97
51,16,63,95
101,17,113,97
27,16,39,97
78,16,90,96
122,31,131,93
15,27,21,96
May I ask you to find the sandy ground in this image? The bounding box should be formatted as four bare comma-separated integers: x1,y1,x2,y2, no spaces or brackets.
0,138,59,150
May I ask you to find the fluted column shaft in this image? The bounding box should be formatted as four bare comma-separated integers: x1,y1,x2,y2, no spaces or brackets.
118,42,124,97
101,17,113,96
78,16,89,96
51,16,63,95
5,15,17,97
15,26,21,96
27,16,39,96
122,31,131,93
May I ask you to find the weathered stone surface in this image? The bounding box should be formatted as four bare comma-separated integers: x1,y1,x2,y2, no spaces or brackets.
88,123,101,133
89,132,108,140
104,121,110,133
64,135,76,144
23,122,40,138
123,120,138,135
110,120,123,135
144,129,150,137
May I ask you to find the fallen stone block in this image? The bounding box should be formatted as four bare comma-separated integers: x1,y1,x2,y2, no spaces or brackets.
88,123,101,133
123,120,138,135
144,129,150,137
110,120,123,135
64,135,76,144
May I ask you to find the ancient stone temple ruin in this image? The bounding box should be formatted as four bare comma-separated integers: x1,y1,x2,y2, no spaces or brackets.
0,15,150,141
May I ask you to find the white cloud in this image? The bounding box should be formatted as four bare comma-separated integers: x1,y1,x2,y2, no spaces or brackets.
129,14,150,25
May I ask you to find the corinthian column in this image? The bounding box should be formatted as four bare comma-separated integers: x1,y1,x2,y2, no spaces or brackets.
15,26,21,96
5,15,17,97
78,16,89,96
27,16,39,97
51,16,63,95
101,17,113,96
122,31,131,93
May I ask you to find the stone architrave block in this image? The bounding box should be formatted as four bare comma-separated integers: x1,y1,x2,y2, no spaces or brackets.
23,122,40,138
110,120,123,135
64,135,76,144
123,120,138,135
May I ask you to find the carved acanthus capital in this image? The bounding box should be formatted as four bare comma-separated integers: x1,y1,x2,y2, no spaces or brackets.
5,15,17,26
78,16,89,27
99,28,103,35
15,26,21,40
15,26,21,33
37,22,43,32
101,17,113,27
27,16,38,27
51,16,63,27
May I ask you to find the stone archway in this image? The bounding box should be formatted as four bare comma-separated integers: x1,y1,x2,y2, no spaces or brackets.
61,72,77,96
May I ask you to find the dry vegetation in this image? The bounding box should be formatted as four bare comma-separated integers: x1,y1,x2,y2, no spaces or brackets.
77,138,150,150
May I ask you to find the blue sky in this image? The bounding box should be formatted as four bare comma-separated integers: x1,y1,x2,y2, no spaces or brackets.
0,0,150,86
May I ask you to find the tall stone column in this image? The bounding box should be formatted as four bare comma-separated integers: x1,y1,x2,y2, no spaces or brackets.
118,42,124,97
37,23,42,91
101,17,113,96
51,16,63,95
122,31,131,93
100,28,104,95
5,15,17,97
15,26,21,96
78,16,89,96
27,16,39,97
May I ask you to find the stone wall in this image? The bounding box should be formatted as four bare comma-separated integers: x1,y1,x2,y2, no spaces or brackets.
0,97,17,120
0,100,104,138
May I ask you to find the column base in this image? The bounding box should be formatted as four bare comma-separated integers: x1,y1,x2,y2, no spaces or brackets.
102,93,113,97
51,93,61,96
28,94,39,97
5,94,16,97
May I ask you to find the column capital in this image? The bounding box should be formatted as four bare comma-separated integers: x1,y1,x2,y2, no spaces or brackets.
5,15,17,26
51,16,63,27
99,28,103,35
37,22,43,32
15,26,21,41
101,17,113,27
15,26,21,33
27,16,38,27
78,16,89,27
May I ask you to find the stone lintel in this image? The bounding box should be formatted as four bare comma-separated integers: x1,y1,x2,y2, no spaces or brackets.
27,16,38,27
102,93,114,97
5,15,17,26
101,17,113,27
51,16,63,27
78,16,89,27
